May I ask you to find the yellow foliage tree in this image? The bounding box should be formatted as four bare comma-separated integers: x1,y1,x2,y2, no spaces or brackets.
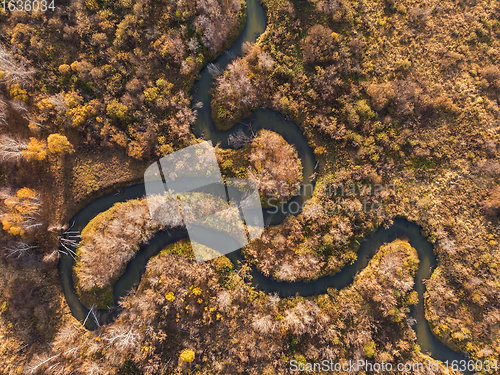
70,61,80,72
67,101,97,127
106,100,129,121
22,138,47,161
9,83,28,101
64,91,83,108
58,64,71,75
179,349,195,362
47,133,74,154
1,188,41,236
16,187,36,199
36,98,55,112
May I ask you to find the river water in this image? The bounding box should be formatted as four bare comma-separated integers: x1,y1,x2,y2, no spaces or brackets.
58,0,471,371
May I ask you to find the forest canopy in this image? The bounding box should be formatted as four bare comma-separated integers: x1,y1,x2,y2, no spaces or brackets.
0,0,499,372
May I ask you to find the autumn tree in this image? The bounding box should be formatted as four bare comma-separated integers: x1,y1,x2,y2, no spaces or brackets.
106,100,129,122
212,43,274,127
58,64,71,75
214,58,256,111
483,186,500,218
179,349,195,362
366,83,395,112
302,24,338,65
22,137,47,161
247,130,303,203
9,83,28,101
481,65,500,92
47,133,74,154
1,187,42,236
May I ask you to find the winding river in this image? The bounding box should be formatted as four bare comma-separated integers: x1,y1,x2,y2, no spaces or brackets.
59,0,472,371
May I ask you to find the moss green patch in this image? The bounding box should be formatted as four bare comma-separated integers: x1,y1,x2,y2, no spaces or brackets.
159,239,196,259
158,239,234,279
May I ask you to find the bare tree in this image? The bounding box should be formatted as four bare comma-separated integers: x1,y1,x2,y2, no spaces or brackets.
10,99,28,114
18,213,42,232
48,223,68,232
315,0,341,15
7,99,45,130
0,134,28,162
23,112,44,129
4,241,37,258
266,292,280,309
83,304,100,328
104,324,142,352
80,362,106,374
252,314,276,334
217,290,232,311
0,98,7,126
0,187,11,199
0,44,35,84
58,225,81,260
48,93,68,113
187,37,200,52
195,15,216,51
25,345,80,374
25,353,61,375
258,52,275,71
208,62,222,76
